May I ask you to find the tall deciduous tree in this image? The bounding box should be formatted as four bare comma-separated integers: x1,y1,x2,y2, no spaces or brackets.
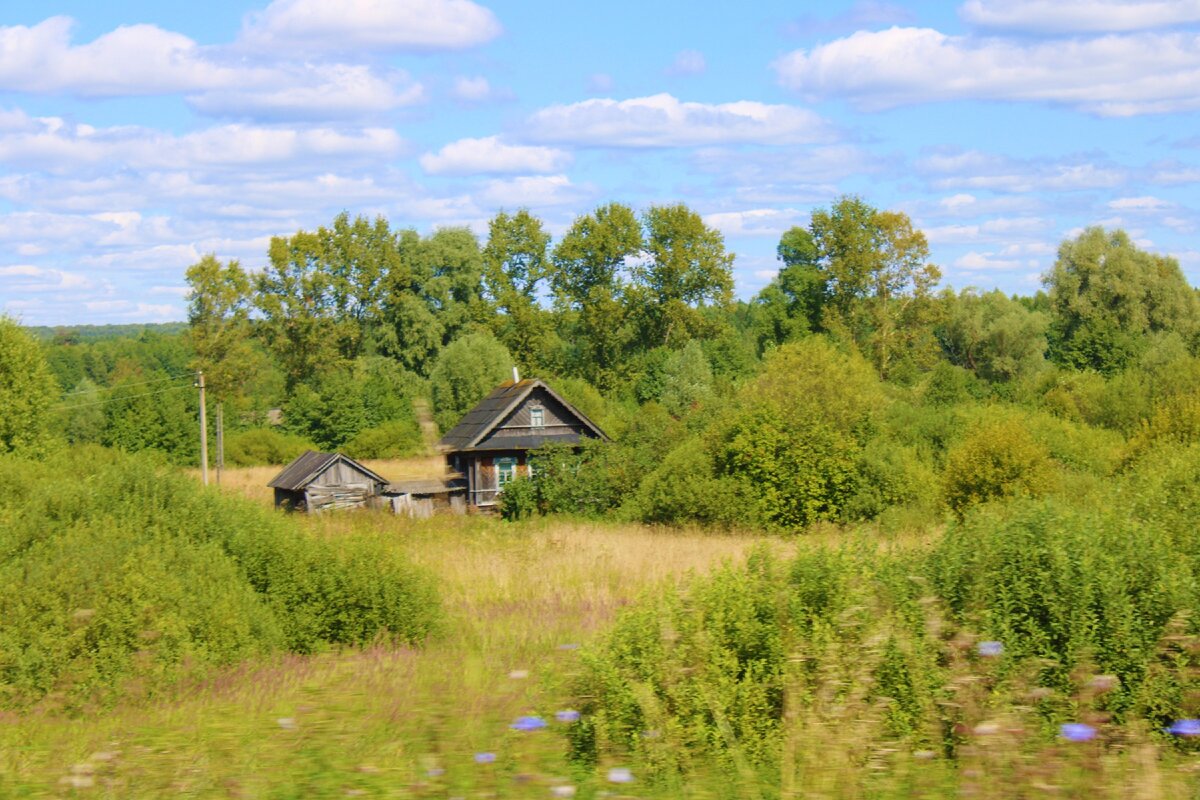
1045,227,1200,373
633,203,734,348
483,209,558,374
809,196,941,377
936,288,1048,383
551,203,643,386
185,254,253,403
0,317,59,456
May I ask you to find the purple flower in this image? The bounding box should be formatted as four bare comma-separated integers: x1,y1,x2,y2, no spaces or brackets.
555,709,581,723
510,715,548,732
1169,719,1200,736
1060,723,1096,742
977,641,1004,657
474,752,496,764
607,767,634,784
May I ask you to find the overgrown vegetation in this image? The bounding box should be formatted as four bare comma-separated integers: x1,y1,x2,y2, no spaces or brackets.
0,447,441,710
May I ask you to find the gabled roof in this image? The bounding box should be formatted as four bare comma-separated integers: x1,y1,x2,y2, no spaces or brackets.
437,379,608,453
267,450,388,491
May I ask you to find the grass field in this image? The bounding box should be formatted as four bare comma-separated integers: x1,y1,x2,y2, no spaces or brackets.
0,463,784,797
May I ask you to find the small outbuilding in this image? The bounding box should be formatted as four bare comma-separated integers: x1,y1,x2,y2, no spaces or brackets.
386,477,468,518
267,450,388,512
438,376,609,508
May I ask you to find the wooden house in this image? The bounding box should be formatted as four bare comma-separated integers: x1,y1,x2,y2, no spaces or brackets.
267,450,388,512
438,377,608,508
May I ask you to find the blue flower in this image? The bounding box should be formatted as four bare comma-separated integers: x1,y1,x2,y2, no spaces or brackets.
1060,723,1096,742
510,715,548,732
474,752,496,764
977,641,1004,657
1169,719,1200,736
555,709,581,723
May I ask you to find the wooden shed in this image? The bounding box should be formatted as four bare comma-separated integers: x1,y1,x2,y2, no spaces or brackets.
267,450,388,512
385,477,468,518
438,378,608,508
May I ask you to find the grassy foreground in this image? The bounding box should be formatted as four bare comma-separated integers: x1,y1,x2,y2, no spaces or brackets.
0,467,783,798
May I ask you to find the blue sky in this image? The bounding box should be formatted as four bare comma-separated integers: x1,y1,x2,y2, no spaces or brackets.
1,0,1198,325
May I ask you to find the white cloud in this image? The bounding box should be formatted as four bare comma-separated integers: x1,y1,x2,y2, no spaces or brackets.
918,149,1128,192
240,0,502,53
960,0,1200,33
954,251,1025,271
0,264,96,292
925,216,1052,244
420,136,570,175
666,50,706,76
0,17,422,118
452,76,493,102
0,118,405,170
1108,195,1170,210
527,93,834,147
476,175,590,208
703,208,806,237
775,26,1200,115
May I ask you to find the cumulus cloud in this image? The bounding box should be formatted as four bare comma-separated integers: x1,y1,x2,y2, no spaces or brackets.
924,216,1053,245
0,17,424,118
1108,195,1171,210
476,175,591,208
240,0,502,53
917,149,1129,192
527,93,834,147
0,117,405,171
960,0,1200,33
0,264,97,292
954,251,1026,271
703,208,807,237
666,50,706,76
420,136,570,175
775,26,1200,115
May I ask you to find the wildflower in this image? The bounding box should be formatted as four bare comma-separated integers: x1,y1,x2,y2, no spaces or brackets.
973,721,1001,736
509,669,530,680
1089,674,1119,692
550,786,577,797
474,752,496,764
510,715,548,732
276,717,297,730
1059,723,1096,742
558,643,581,651
1169,719,1200,736
977,641,1003,657
426,767,445,777
555,709,580,723
607,767,634,783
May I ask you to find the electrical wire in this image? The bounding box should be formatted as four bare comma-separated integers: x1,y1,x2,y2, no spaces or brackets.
51,382,193,411
59,371,192,396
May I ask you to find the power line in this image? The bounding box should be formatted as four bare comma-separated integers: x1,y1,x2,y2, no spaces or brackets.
59,372,190,396
51,382,193,411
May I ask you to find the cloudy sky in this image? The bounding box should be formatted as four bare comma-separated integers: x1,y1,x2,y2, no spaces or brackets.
1,0,1198,325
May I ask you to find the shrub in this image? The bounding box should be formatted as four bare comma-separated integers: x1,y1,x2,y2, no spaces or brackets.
343,419,423,460
498,476,539,521
224,427,315,466
942,417,1057,517
0,447,440,708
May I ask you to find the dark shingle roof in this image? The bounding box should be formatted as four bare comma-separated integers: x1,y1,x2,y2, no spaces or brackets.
267,450,387,491
436,379,607,453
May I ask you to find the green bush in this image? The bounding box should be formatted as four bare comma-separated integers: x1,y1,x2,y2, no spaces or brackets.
224,427,315,466
942,417,1057,517
498,476,539,521
0,447,440,708
342,419,424,460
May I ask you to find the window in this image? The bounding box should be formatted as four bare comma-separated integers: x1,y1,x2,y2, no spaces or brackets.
496,457,518,488
530,406,545,429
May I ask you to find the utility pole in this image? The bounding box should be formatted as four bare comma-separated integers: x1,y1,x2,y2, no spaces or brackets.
215,402,224,486
197,371,209,486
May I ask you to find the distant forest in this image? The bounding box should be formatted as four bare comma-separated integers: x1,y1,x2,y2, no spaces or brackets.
14,194,1200,529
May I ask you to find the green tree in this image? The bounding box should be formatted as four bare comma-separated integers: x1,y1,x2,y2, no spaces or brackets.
1045,227,1200,373
942,418,1057,518
429,331,514,432
660,340,714,418
185,254,254,404
936,288,1048,383
0,317,59,456
483,209,558,374
551,203,643,386
809,196,941,377
631,203,734,348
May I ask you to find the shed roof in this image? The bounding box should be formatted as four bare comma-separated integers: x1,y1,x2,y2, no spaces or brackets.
437,379,608,453
387,477,467,495
267,450,388,491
